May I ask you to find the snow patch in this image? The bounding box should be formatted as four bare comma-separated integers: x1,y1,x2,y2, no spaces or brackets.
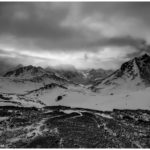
96,113,113,119
0,117,9,121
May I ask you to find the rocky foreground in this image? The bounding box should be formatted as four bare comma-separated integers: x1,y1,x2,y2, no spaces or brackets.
0,105,149,148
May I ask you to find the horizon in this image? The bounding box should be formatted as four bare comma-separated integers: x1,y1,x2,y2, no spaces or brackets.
4,52,150,73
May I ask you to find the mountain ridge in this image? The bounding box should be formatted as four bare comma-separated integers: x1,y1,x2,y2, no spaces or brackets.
91,53,150,94
4,65,114,85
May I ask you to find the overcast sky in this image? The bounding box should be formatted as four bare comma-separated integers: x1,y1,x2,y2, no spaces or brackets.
0,2,150,70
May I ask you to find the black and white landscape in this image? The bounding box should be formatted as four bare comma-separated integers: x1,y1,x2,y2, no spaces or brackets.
0,2,150,148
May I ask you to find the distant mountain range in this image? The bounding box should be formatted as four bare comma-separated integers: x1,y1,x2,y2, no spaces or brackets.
3,64,114,85
3,53,150,92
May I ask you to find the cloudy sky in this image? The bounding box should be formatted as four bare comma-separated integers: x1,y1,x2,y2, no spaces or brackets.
0,2,150,70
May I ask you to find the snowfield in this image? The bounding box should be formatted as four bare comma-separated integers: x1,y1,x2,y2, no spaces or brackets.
12,84,149,111
0,80,150,111
0,77,45,94
56,87,150,111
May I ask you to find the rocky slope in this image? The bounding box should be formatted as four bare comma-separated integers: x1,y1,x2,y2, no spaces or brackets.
0,106,149,148
91,54,150,94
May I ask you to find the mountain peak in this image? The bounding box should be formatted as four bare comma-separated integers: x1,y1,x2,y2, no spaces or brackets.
120,53,150,73
142,53,149,57
91,53,150,93
3,65,46,78
139,53,150,59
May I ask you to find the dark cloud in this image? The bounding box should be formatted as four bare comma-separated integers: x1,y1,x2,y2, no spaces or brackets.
0,2,149,50
86,36,146,50
0,3,73,39
0,2,150,69
81,2,150,21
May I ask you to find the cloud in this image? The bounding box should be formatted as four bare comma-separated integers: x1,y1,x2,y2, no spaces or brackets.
0,3,70,38
0,2,150,69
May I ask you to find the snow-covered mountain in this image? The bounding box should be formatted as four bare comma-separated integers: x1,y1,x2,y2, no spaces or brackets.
0,65,79,94
4,65,49,79
91,54,150,94
46,67,86,84
81,69,113,85
3,64,113,86
46,67,113,85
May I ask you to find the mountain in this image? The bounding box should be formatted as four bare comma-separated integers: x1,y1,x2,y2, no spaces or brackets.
81,69,113,85
3,65,72,84
4,54,150,95
46,67,113,85
1,65,77,94
91,54,150,94
53,69,85,84
4,65,47,79
4,64,114,85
